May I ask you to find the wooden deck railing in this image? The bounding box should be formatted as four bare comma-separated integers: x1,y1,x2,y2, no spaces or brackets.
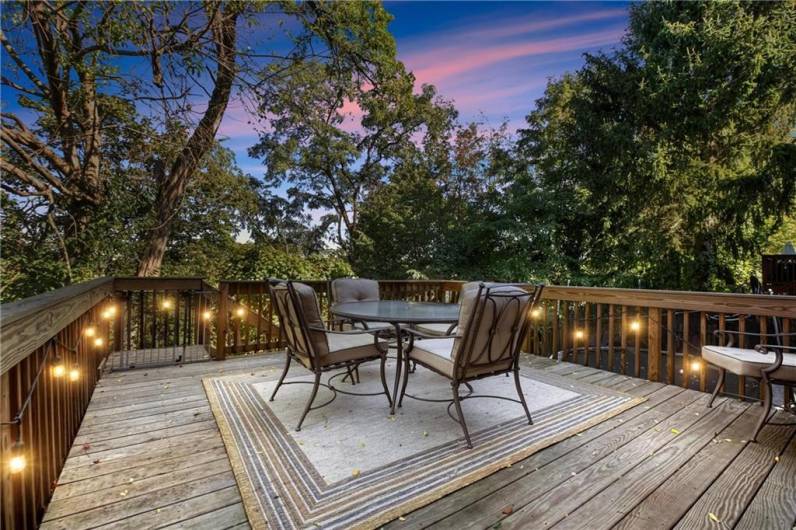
527,286,796,407
1,276,795,528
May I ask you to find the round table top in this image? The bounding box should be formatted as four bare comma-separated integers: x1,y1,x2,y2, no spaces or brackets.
330,300,459,324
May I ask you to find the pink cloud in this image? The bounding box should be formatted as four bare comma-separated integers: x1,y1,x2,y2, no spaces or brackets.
407,27,624,86
434,9,627,43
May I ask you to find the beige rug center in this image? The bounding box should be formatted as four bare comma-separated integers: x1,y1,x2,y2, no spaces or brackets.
252,361,580,483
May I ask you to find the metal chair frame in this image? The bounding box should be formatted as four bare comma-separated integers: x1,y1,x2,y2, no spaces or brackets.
268,280,392,431
709,329,796,442
399,283,544,448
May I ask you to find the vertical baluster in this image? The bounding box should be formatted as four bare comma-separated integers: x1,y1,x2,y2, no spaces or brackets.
699,312,707,392
666,309,675,385
607,304,615,372
620,306,628,375
256,282,263,353
634,306,642,378
647,307,661,382
595,304,602,369
583,302,592,366
152,290,158,349
783,319,791,410
759,316,768,403
551,301,560,359
561,302,570,362
682,311,690,388
737,315,746,400
217,283,228,360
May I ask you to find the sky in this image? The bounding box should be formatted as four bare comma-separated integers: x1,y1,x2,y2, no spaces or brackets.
220,1,630,180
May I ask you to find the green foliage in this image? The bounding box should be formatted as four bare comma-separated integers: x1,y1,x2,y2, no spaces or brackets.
510,0,796,290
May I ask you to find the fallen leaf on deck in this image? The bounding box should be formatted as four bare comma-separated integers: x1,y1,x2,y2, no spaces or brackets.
708,513,720,523
82,443,91,451
351,469,361,478
502,505,514,515
671,428,681,435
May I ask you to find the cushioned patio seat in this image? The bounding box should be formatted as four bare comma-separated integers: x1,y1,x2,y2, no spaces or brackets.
702,345,796,380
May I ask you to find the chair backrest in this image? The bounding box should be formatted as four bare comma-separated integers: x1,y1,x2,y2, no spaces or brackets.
452,283,544,379
330,278,380,304
269,281,329,364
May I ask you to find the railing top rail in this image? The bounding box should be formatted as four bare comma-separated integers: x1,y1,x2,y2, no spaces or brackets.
0,277,115,374
113,276,212,292
541,285,796,318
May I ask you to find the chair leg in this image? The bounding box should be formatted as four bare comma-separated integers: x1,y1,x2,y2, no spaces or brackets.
751,377,773,443
451,382,473,449
514,368,533,425
398,353,411,407
296,371,322,432
379,355,393,408
269,353,292,401
708,367,725,408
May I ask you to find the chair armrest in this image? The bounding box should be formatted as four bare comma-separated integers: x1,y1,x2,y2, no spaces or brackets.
753,343,788,375
405,327,462,340
307,325,385,337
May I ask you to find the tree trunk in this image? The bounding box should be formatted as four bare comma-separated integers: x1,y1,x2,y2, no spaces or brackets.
137,7,238,276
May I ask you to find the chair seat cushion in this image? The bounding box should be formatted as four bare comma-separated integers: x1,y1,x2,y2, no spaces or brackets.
409,338,514,379
702,345,796,380
415,323,457,336
323,333,386,366
409,338,456,377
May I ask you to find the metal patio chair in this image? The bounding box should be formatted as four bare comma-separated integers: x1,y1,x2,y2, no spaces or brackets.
268,280,392,431
398,282,544,448
705,329,796,442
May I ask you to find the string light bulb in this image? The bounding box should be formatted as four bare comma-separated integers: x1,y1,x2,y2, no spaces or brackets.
690,360,702,372
51,361,66,378
530,308,542,319
68,366,81,382
629,320,641,332
94,337,104,347
8,442,26,474
84,326,96,337
574,329,584,340
102,305,117,319
161,299,172,310
202,310,212,321
235,307,246,318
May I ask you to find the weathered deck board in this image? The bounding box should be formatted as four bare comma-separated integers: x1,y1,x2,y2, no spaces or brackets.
40,353,796,530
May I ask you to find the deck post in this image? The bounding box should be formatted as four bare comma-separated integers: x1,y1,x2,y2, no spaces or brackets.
216,283,228,361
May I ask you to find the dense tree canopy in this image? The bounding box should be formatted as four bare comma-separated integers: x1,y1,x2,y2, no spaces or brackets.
1,0,794,301
509,0,796,290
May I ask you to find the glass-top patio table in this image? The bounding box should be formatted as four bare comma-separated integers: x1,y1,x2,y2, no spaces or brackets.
330,300,460,414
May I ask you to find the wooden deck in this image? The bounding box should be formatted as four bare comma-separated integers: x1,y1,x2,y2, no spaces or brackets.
40,353,796,530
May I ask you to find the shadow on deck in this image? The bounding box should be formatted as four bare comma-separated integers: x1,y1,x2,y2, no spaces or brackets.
41,353,796,530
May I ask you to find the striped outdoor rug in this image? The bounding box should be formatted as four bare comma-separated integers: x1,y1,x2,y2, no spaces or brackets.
204,361,642,530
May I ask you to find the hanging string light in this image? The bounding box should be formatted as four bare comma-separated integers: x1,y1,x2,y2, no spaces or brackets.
530,308,543,319
629,320,641,332
574,329,584,340
202,310,213,321
162,298,173,310
235,306,246,318
68,365,81,382
84,326,96,337
7,441,26,474
50,358,66,378
94,337,104,347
